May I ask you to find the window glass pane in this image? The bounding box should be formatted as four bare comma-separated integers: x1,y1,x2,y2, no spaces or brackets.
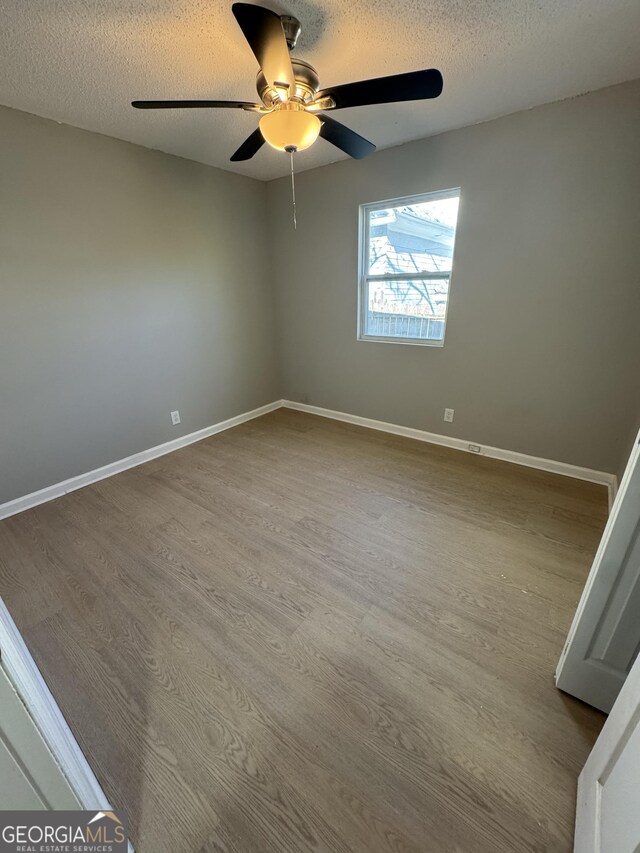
365,278,449,341
368,195,459,275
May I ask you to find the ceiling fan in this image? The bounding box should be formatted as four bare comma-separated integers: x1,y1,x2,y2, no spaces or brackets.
132,3,443,163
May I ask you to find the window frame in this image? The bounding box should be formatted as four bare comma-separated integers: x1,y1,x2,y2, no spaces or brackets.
357,188,461,347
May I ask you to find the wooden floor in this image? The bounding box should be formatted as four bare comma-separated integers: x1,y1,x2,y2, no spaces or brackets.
0,409,607,852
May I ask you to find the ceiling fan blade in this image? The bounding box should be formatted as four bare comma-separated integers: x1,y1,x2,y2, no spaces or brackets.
315,69,443,110
319,114,376,160
230,128,265,162
232,3,296,93
132,100,263,111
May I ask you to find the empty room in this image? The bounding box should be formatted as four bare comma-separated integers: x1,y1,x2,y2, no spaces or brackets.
1,1,640,851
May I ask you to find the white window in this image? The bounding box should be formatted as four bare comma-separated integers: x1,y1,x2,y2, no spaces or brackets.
358,189,461,346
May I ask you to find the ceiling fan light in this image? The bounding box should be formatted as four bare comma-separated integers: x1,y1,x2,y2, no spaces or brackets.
259,102,321,152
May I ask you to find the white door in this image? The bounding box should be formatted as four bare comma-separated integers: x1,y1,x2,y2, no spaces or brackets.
0,663,80,809
0,598,134,850
556,429,640,713
575,646,640,852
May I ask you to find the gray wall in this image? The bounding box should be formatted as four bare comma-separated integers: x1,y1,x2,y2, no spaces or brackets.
0,106,279,504
268,80,640,476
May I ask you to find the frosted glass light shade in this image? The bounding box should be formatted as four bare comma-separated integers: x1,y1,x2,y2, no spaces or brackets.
259,103,321,152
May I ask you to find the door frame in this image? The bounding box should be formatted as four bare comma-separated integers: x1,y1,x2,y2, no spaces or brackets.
0,597,134,851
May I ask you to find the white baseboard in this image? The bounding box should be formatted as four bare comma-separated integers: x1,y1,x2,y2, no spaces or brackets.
0,397,617,521
0,598,134,851
0,400,283,522
282,400,618,508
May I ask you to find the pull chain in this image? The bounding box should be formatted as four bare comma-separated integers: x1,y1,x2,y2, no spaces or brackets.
289,148,297,230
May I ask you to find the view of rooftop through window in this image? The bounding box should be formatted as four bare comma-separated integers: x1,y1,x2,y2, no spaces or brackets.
360,191,460,345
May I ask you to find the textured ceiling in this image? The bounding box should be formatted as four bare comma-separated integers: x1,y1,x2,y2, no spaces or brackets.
1,0,639,181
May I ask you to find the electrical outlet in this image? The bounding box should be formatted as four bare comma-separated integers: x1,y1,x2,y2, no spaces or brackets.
171,410,181,426
444,408,455,423
468,443,481,453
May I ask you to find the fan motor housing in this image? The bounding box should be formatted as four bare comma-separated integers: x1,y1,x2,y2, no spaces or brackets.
257,59,320,108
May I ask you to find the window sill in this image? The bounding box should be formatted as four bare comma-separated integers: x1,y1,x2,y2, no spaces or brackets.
357,334,445,348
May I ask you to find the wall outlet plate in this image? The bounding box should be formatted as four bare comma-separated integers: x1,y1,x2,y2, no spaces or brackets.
468,443,481,453
444,408,455,423
171,410,181,426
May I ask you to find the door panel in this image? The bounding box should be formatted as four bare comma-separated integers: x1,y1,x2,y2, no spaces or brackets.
0,664,79,809
556,431,640,712
0,738,46,809
575,649,640,851
587,524,640,672
599,721,640,851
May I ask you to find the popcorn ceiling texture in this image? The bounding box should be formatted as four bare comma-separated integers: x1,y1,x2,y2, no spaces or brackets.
1,0,639,181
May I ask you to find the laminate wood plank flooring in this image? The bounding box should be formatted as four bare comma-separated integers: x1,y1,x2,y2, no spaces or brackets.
0,409,608,852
